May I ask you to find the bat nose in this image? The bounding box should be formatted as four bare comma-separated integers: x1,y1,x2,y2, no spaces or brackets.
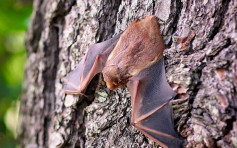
105,81,116,90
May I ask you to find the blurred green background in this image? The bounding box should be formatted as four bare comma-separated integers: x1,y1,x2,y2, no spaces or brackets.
0,0,32,147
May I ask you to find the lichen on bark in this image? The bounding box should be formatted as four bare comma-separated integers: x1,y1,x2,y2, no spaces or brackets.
19,0,237,147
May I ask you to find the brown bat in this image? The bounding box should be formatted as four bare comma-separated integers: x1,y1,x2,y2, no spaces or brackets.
63,15,181,148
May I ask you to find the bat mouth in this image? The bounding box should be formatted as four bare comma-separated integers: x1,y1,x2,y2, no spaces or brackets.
103,75,126,90
106,81,126,90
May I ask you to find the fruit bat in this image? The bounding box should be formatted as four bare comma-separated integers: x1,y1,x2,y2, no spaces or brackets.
63,15,181,148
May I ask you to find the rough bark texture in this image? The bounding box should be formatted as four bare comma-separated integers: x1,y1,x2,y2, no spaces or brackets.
19,0,237,147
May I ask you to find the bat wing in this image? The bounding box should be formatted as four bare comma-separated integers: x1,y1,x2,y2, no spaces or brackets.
127,58,181,148
63,34,121,94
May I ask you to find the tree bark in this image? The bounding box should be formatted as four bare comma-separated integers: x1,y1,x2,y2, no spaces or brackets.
19,0,237,147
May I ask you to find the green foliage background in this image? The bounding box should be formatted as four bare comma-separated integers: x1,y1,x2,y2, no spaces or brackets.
0,0,32,147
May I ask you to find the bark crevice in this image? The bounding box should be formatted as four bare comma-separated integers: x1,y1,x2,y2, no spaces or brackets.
20,0,237,147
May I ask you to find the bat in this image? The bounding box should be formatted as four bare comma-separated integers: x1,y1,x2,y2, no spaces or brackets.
63,15,181,148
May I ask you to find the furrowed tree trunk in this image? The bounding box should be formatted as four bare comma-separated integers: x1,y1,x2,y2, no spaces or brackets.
19,0,237,147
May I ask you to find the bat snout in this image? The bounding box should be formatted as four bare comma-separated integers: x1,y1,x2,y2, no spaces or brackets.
102,65,126,90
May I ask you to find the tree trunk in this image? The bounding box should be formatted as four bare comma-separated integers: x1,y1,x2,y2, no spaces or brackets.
19,0,237,147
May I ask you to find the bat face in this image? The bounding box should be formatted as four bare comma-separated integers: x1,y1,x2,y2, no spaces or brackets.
63,15,181,148
103,15,166,90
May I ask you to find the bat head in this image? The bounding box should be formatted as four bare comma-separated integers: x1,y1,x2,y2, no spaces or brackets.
102,65,127,90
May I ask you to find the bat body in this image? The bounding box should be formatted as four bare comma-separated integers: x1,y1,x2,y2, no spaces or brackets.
63,15,181,148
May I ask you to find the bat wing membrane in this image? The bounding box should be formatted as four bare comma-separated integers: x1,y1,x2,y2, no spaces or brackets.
63,32,181,147
127,58,181,148
63,34,121,94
